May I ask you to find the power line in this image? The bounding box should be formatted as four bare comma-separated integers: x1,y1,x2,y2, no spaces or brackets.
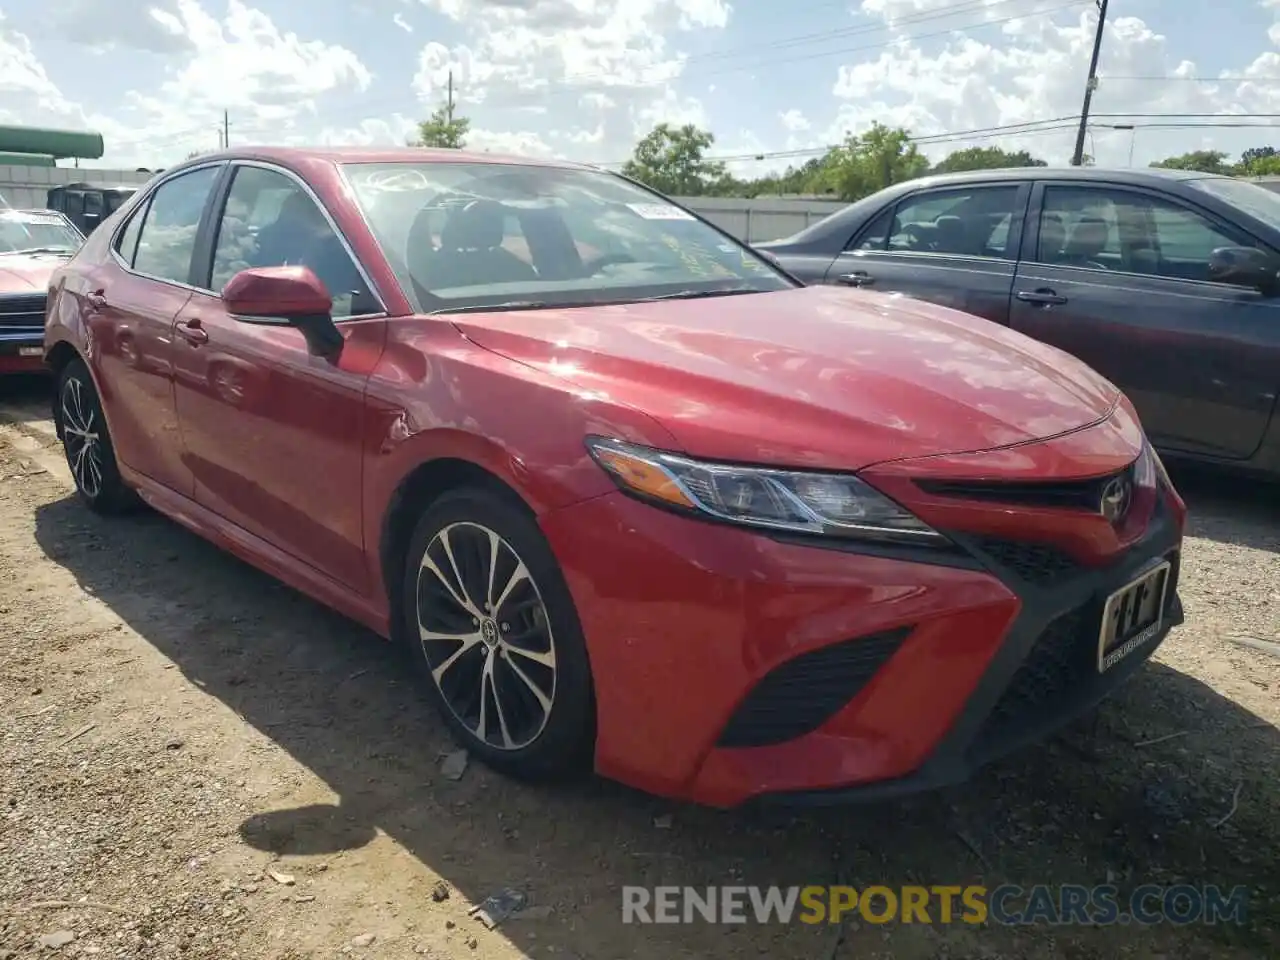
102,0,1087,150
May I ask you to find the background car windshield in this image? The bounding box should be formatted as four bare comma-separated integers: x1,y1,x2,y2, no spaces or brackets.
343,162,792,311
0,211,81,252
1187,177,1280,232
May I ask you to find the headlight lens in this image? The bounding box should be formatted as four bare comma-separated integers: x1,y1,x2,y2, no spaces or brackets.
585,436,946,545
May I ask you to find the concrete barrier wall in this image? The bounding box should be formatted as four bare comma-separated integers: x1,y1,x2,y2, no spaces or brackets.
0,163,844,242
673,195,847,242
0,165,153,210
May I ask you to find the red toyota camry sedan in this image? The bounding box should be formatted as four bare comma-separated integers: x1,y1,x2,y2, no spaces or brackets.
43,147,1186,808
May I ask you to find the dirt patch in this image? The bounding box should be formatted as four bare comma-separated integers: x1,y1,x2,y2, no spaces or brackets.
0,377,1277,959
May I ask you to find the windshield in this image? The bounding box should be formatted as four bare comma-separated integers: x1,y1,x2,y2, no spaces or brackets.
1187,177,1280,232
0,211,83,254
342,161,794,312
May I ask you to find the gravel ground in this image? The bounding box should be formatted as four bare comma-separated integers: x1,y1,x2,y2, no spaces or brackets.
1,374,1277,960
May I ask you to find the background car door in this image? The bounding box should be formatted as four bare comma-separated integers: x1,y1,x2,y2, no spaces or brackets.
1009,182,1280,460
820,181,1031,325
78,164,223,496
170,162,388,593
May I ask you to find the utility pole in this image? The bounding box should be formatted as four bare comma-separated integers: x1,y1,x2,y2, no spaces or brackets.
446,71,454,124
1071,0,1108,166
223,110,230,149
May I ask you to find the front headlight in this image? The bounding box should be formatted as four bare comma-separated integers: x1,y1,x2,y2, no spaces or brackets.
585,436,946,545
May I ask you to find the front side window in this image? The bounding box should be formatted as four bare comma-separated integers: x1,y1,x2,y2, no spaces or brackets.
0,210,83,254
1037,186,1256,282
343,162,793,312
862,186,1020,259
131,166,220,284
210,165,374,317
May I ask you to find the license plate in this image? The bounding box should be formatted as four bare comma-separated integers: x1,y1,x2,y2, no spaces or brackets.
18,347,42,357
1097,560,1171,673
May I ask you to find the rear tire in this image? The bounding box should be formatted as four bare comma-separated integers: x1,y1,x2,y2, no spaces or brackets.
57,359,138,515
400,486,596,780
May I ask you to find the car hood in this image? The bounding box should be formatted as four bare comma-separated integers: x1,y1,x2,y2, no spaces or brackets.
453,285,1121,471
0,253,65,293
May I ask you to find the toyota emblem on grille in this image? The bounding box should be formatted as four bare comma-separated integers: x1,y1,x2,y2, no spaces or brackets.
1099,475,1133,524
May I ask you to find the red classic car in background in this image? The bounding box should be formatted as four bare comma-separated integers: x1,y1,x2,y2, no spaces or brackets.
0,208,84,374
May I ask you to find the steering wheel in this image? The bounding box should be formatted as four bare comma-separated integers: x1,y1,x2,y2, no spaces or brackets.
581,252,637,274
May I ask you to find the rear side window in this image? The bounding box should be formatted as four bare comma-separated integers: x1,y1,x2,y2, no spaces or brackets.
131,166,220,285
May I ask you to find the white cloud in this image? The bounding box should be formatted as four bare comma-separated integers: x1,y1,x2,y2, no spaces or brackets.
393,12,413,33
779,109,810,133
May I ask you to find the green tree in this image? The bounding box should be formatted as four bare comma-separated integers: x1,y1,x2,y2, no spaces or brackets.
932,146,1047,173
812,123,928,201
621,123,727,196
1237,146,1280,175
1150,150,1231,174
412,106,470,149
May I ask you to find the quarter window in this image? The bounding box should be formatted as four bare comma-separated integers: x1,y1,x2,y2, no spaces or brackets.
210,165,375,318
131,166,220,284
860,186,1020,259
1036,186,1258,283
114,206,146,266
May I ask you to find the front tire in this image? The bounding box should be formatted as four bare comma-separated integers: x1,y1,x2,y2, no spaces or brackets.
57,359,137,514
401,487,596,780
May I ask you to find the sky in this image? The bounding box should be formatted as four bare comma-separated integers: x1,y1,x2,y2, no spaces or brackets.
1,0,1280,176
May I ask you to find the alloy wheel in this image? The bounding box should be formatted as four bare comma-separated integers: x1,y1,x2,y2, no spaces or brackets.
61,375,103,499
416,521,558,751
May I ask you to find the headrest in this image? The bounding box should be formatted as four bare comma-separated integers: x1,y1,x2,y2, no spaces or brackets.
441,199,505,251
1066,215,1108,254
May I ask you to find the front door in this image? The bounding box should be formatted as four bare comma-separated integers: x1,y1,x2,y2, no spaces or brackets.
823,181,1031,326
1009,181,1280,460
170,162,387,592
80,164,224,496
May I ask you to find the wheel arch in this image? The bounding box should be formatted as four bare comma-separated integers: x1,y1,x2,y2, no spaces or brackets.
44,340,85,440
378,456,534,641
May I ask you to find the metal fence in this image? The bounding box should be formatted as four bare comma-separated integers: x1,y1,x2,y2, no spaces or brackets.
674,196,847,242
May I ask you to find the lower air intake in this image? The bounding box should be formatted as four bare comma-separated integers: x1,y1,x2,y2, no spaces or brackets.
716,628,909,748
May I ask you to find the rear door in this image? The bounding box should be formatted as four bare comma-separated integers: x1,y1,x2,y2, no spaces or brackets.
821,180,1031,325
78,163,226,495
1010,180,1280,459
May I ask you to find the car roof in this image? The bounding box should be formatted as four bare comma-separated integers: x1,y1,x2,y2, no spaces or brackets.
903,166,1230,188
188,145,597,172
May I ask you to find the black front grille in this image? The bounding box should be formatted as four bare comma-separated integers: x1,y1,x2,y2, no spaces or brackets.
0,293,46,328
968,536,1081,586
968,606,1094,757
716,628,909,748
917,461,1137,511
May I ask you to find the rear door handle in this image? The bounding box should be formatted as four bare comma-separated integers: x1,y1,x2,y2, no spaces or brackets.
86,290,107,311
836,271,874,287
1016,288,1068,306
175,317,209,345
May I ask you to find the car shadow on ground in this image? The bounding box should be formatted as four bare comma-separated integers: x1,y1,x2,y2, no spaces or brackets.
28,489,1280,959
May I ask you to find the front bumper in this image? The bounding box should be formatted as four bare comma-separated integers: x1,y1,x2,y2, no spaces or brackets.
0,330,46,373
540,473,1183,808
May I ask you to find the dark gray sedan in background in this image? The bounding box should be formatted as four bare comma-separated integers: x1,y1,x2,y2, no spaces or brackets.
757,167,1280,480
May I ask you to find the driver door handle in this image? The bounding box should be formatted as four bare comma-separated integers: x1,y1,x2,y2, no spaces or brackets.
836,271,874,287
1016,288,1068,306
175,317,209,345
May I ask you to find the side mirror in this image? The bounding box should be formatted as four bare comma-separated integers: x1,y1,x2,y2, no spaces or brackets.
222,265,343,355
1208,246,1280,295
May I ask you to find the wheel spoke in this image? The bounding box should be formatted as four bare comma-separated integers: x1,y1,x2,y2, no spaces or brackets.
491,560,529,618
425,629,482,684
502,650,552,715
485,528,501,611
505,643,555,669
420,552,478,618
